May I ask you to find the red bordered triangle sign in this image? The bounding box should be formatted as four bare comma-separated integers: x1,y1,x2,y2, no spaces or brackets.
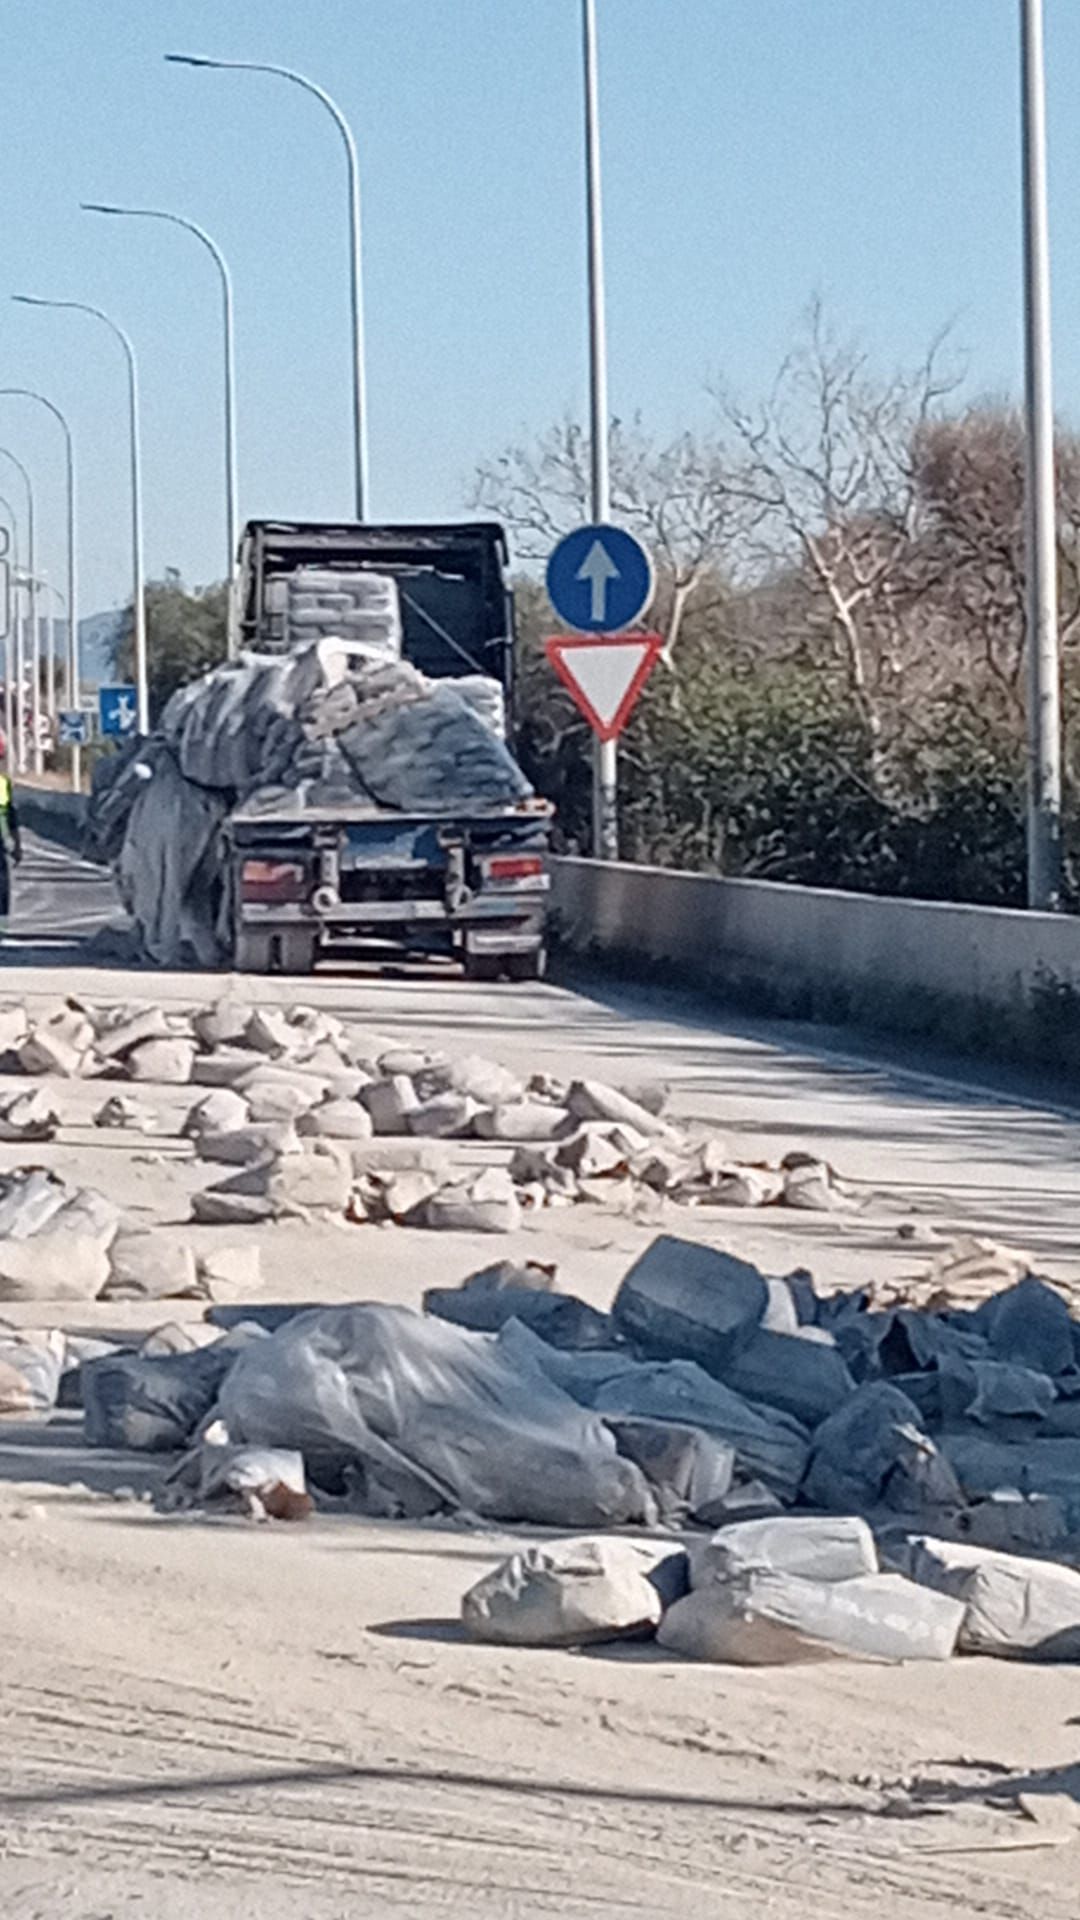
544,633,663,742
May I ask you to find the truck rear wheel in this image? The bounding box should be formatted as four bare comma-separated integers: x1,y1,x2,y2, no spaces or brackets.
505,947,547,983
463,952,502,984
462,948,547,984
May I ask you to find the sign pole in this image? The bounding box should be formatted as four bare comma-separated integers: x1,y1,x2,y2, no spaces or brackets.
582,0,617,860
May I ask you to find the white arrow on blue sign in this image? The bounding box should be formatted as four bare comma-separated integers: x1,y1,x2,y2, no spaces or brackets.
545,523,653,634
99,685,138,738
58,709,90,746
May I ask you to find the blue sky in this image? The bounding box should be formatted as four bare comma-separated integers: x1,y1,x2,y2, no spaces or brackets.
0,1,1074,615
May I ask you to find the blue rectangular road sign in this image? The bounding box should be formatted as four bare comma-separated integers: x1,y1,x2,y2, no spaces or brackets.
99,685,138,738
58,709,90,746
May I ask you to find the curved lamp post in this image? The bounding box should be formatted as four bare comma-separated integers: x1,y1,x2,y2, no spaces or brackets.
82,203,237,592
0,446,35,771
0,388,78,749
14,295,147,734
166,52,369,521
0,493,19,762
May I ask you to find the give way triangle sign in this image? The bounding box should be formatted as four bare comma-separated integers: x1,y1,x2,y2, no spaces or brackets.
544,632,663,742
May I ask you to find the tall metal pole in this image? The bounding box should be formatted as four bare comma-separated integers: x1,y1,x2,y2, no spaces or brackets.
17,573,63,718
1020,0,1062,910
582,0,617,860
31,573,58,724
0,496,18,767
166,53,369,521
82,205,239,606
0,389,78,785
15,296,146,735
0,447,35,774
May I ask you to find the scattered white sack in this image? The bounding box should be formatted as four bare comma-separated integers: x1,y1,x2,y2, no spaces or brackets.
0,1088,59,1142
127,1037,196,1085
165,1426,311,1519
193,997,255,1049
240,1068,328,1121
194,1122,302,1166
195,1245,263,1301
100,1233,200,1302
474,1102,570,1144
657,1569,963,1665
691,1516,879,1588
901,1535,1080,1660
361,1076,420,1134
243,1007,300,1057
95,1093,159,1132
420,1167,521,1234
462,1537,674,1646
0,1002,29,1053
0,1329,65,1417
95,1007,169,1061
181,1088,251,1138
566,1080,678,1143
296,1099,374,1142
19,1006,94,1077
0,1188,120,1302
407,1094,479,1139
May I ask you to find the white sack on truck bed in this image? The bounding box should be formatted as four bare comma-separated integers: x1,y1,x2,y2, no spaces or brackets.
283,566,402,661
87,626,531,968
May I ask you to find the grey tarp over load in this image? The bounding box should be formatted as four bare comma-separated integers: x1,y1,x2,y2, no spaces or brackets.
87,603,530,966
216,1303,653,1527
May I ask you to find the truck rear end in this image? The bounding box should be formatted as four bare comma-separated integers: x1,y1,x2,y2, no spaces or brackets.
230,796,551,979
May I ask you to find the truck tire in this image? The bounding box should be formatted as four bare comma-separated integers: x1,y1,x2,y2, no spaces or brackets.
278,929,318,974
234,929,273,974
235,928,317,975
505,947,547,983
463,952,503,984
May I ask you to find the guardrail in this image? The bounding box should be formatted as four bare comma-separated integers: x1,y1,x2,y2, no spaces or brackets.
551,856,1080,1068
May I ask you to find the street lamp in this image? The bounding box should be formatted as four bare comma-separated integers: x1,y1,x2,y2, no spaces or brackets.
0,445,36,773
82,204,238,602
166,52,369,521
20,573,67,736
0,495,19,760
581,0,616,860
14,295,148,735
1019,0,1061,910
0,389,78,766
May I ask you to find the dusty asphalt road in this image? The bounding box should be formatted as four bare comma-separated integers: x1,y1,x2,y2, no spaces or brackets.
2,838,1080,1919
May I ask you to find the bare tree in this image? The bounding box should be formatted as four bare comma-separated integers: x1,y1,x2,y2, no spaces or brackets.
715,300,962,753
471,417,744,661
912,407,1080,733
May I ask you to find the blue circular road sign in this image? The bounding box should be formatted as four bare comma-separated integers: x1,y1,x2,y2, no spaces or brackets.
545,522,654,633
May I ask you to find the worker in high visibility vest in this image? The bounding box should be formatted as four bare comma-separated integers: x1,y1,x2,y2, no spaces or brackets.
0,770,23,929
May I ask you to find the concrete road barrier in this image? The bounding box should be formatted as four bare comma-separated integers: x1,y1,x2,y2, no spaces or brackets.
551,856,1080,1068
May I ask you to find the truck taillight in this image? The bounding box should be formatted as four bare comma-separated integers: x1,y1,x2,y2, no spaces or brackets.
484,855,545,882
241,859,306,903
